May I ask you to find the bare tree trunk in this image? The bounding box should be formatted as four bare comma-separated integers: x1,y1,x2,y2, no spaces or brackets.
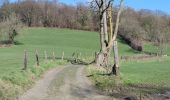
94,0,123,68
100,14,106,52
96,52,105,66
107,0,123,51
108,6,113,43
108,0,123,76
112,41,119,75
103,0,108,43
96,0,108,67
96,12,105,66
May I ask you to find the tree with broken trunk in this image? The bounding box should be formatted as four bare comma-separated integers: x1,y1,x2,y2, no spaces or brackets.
91,0,124,76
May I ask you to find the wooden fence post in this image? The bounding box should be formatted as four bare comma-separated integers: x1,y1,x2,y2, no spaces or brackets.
36,50,39,66
53,51,55,61
95,52,97,63
75,53,79,62
92,52,93,59
85,53,87,60
23,50,27,70
62,51,64,60
79,52,82,59
44,50,47,60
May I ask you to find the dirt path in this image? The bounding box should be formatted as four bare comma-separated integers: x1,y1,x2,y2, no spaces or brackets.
18,65,113,100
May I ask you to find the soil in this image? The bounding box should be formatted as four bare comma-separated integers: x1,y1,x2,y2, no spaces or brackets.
18,65,113,100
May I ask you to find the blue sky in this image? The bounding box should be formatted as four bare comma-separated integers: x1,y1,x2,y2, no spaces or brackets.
61,0,170,14
3,0,170,14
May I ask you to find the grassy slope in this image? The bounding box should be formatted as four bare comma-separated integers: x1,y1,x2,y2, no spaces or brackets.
120,42,170,85
0,27,170,97
0,27,107,99
0,27,99,76
0,27,170,83
0,27,137,76
144,43,170,56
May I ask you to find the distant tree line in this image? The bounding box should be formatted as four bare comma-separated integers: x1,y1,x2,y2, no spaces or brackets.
0,0,97,43
0,0,96,31
0,0,170,54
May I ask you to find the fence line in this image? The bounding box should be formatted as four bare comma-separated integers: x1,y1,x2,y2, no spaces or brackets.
22,50,97,70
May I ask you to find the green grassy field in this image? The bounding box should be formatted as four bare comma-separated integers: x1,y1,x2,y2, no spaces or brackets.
0,27,139,76
121,57,170,85
0,27,170,83
144,43,170,56
87,57,170,96
0,27,100,76
0,27,170,99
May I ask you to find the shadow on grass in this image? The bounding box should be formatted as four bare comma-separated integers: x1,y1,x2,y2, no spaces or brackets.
14,41,24,45
117,36,128,45
118,37,143,55
87,72,113,78
0,40,24,45
86,70,117,78
125,49,141,54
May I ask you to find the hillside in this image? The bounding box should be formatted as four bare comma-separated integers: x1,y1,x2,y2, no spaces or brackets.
0,28,170,100
0,27,140,76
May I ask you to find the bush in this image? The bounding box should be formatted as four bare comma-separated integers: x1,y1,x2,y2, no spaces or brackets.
0,13,23,44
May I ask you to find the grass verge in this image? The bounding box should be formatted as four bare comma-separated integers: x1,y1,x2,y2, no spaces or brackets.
0,60,67,100
86,57,170,99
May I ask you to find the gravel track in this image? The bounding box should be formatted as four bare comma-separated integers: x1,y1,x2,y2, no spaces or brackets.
18,65,112,100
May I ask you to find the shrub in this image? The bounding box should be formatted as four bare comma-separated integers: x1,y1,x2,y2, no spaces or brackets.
0,13,23,44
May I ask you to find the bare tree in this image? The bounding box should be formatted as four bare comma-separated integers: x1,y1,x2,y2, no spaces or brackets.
90,0,113,66
0,13,22,44
17,0,38,27
76,3,90,30
152,12,170,55
107,0,123,76
139,10,170,55
119,8,144,51
92,0,123,75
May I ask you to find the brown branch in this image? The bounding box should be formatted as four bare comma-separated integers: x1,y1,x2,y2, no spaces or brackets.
94,0,104,9
95,0,100,8
107,0,124,50
100,0,104,8
102,0,114,13
92,0,114,17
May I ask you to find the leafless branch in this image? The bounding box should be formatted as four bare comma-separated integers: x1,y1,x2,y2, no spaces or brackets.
103,0,114,13
107,0,124,50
